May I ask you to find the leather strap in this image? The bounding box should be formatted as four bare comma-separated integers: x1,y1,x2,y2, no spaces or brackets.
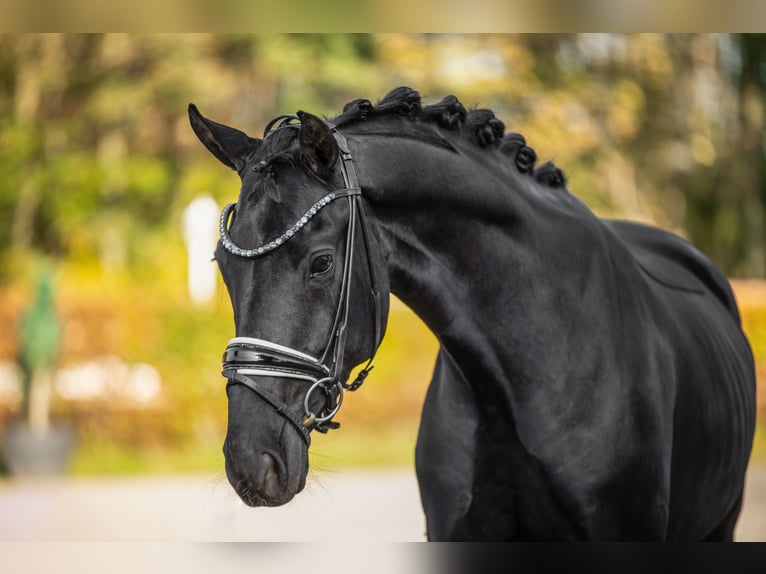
225,369,312,445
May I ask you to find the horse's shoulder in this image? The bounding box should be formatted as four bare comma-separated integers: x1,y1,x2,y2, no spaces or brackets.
602,219,739,320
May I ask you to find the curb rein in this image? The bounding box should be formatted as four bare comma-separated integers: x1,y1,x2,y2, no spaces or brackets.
219,116,383,446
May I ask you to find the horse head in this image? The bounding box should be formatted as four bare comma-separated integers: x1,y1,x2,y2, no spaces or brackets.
189,104,389,507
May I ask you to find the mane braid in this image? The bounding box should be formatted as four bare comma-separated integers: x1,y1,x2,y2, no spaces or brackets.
463,109,505,147
330,86,568,190
500,133,537,175
421,95,467,130
534,161,567,188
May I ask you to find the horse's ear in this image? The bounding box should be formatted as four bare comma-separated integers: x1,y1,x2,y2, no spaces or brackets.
188,103,260,173
297,110,338,180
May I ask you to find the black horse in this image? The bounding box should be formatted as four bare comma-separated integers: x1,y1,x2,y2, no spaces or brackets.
188,87,756,541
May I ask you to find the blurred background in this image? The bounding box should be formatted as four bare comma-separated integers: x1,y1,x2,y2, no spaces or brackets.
0,33,764,540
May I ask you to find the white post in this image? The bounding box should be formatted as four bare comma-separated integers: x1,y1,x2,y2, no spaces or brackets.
182,195,220,305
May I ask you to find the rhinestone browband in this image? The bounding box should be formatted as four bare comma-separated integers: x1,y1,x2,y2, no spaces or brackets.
220,192,337,258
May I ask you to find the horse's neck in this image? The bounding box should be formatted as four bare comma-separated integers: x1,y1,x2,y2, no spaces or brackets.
359,136,622,398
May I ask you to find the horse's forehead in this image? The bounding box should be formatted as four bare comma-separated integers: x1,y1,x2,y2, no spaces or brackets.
236,184,298,237
259,128,299,158
234,163,330,246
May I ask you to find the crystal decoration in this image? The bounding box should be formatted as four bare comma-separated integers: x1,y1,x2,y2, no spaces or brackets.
220,193,338,258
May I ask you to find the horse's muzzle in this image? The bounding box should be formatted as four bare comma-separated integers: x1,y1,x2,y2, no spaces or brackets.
223,435,304,507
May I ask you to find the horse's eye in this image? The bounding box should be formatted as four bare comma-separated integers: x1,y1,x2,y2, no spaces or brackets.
310,253,333,276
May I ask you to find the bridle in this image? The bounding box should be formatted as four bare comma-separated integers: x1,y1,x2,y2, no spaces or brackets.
219,116,383,446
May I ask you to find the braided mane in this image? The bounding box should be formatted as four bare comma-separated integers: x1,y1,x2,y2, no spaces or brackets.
332,86,567,190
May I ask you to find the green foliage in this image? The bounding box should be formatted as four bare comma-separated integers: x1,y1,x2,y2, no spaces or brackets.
2,34,765,279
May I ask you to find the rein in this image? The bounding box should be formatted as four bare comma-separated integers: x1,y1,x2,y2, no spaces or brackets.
219,120,382,445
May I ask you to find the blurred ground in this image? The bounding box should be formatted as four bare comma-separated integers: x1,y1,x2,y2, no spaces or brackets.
0,468,425,541
0,464,764,541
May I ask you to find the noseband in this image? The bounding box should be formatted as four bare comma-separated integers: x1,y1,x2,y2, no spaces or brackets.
220,118,383,446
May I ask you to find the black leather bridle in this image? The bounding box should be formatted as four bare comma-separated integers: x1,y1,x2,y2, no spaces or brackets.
220,117,383,446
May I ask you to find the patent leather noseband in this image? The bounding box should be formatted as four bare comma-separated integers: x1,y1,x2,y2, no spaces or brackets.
220,121,382,445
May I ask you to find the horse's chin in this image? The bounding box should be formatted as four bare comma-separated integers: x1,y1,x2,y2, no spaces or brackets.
235,485,302,508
